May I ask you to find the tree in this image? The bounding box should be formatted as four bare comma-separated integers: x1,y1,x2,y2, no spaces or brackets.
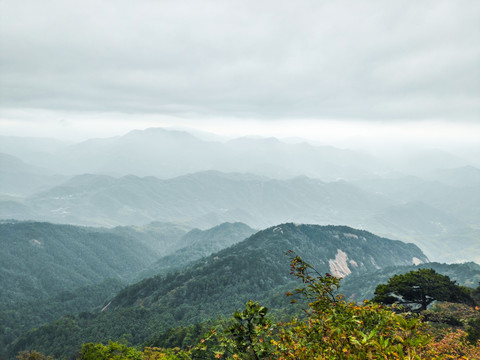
16,351,53,360
373,268,474,311
79,341,143,360
223,300,272,359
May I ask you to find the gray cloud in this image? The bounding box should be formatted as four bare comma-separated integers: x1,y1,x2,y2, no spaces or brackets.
1,0,479,121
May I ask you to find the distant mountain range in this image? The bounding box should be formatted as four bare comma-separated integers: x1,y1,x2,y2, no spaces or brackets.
1,171,388,227
0,128,388,181
0,153,66,195
1,170,478,262
0,127,479,263
1,128,477,184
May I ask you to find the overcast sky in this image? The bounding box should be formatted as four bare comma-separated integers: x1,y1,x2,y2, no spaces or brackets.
0,0,479,147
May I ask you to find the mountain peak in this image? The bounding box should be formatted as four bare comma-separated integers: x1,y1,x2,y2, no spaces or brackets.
124,127,200,140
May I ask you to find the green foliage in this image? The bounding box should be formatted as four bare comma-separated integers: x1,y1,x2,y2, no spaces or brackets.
467,283,480,344
142,346,190,359
268,253,431,359
373,268,474,311
15,253,480,359
79,341,143,360
466,317,480,345
147,321,217,350
473,282,480,305
0,278,124,353
195,253,432,359
15,350,53,360
220,300,272,359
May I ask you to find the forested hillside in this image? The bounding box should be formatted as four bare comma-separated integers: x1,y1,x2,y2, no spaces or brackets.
7,223,431,358
0,222,153,306
137,222,256,279
0,220,258,357
0,221,192,307
0,279,125,356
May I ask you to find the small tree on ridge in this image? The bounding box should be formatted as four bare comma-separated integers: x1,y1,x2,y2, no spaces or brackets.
373,268,473,311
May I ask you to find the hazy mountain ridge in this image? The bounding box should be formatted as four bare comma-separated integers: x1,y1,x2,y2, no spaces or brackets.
1,171,389,228
55,128,391,180
0,153,66,196
427,165,480,187
109,221,193,255
2,168,478,262
0,136,71,165
2,128,474,181
353,173,480,224
1,129,476,180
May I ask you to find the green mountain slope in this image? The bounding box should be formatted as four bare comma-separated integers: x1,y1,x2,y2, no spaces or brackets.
137,222,256,279
108,224,428,313
0,279,125,355
8,223,429,358
0,221,191,308
1,221,259,358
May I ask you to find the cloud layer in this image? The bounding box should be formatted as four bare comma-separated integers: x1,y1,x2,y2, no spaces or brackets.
1,0,479,122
